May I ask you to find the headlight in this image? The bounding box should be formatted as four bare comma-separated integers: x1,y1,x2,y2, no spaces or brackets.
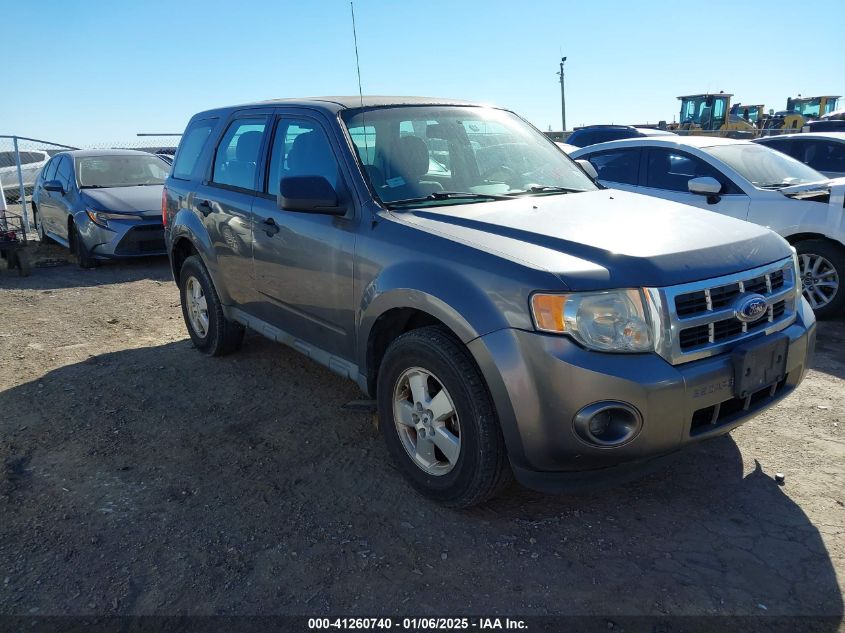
86,210,137,228
530,289,656,352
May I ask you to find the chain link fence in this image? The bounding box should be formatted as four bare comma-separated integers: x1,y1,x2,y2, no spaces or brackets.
0,134,180,232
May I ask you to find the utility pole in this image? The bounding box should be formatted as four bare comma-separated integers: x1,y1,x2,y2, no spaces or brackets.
557,57,567,133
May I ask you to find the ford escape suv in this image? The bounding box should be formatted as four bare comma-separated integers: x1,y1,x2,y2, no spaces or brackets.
163,97,816,507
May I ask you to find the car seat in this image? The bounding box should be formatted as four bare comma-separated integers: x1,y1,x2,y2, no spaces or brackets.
223,131,262,188
381,136,443,201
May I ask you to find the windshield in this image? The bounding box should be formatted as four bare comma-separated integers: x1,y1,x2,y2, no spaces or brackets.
705,143,825,188
75,154,169,188
679,96,728,128
341,105,597,207
792,98,822,118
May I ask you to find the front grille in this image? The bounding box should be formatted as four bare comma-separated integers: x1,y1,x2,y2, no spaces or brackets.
690,377,789,435
654,257,798,365
115,224,165,255
678,299,788,350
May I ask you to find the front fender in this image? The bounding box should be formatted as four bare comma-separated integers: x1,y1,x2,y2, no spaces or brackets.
356,260,525,372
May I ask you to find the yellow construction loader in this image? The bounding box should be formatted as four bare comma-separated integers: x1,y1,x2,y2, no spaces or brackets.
670,92,757,137
763,95,841,133
729,102,765,127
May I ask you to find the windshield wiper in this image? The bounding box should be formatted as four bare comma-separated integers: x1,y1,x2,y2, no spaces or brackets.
514,185,584,195
386,191,514,208
80,185,108,189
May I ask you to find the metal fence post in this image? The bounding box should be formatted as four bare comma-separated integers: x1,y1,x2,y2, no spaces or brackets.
0,174,7,230
12,136,31,233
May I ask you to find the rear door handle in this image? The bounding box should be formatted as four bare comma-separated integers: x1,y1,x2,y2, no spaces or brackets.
263,217,280,237
197,199,212,216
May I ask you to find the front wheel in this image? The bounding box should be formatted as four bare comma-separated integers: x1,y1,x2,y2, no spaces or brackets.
796,239,845,319
70,223,97,269
179,255,245,356
377,326,511,507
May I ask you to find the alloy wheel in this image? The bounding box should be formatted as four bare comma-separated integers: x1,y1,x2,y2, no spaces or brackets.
392,367,461,476
799,253,839,310
185,276,209,338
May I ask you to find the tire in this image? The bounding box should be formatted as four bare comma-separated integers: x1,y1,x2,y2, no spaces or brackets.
377,326,512,507
795,239,845,320
70,223,97,269
179,255,245,356
34,207,54,244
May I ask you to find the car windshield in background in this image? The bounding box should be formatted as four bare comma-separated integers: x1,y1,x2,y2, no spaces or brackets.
342,105,597,208
75,155,169,188
704,144,825,189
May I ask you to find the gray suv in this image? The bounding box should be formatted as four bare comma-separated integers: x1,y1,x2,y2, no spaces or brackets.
164,97,816,507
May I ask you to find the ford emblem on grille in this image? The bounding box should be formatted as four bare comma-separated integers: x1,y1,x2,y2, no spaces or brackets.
735,294,769,323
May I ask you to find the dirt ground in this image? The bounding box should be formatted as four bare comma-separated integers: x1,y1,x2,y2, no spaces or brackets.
0,243,843,622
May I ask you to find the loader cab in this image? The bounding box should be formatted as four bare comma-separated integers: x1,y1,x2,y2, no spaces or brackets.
730,103,765,125
678,93,730,131
786,96,840,119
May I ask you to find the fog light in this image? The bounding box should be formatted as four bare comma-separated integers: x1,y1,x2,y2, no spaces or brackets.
573,402,642,447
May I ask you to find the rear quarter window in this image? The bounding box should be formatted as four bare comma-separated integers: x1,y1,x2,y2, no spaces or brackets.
172,119,217,180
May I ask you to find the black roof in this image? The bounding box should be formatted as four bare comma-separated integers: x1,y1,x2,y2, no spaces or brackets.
571,124,636,131
192,96,491,119
60,149,164,158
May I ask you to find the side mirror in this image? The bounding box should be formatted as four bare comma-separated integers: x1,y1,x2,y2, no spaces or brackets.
576,159,598,180
687,176,722,195
44,179,64,194
278,176,346,215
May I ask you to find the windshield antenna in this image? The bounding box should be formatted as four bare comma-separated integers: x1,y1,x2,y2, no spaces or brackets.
350,2,370,163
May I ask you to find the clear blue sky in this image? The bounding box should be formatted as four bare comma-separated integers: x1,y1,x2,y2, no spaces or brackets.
2,0,842,146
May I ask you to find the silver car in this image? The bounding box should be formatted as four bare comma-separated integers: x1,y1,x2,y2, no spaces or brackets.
32,149,169,267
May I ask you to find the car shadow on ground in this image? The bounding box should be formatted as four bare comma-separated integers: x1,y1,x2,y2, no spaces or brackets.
0,243,170,290
0,336,841,620
814,319,845,381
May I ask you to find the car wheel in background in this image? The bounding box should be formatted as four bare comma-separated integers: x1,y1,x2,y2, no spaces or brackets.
70,223,97,269
796,239,845,319
178,255,245,356
376,326,512,507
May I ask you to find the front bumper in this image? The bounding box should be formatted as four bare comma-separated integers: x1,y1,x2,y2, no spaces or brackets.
468,298,816,493
77,213,166,259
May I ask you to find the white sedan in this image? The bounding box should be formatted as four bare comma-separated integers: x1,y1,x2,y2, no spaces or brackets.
571,136,845,318
754,132,845,179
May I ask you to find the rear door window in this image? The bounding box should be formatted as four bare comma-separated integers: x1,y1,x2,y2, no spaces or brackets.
211,118,268,191
586,147,641,185
759,139,792,155
797,140,845,174
172,119,217,181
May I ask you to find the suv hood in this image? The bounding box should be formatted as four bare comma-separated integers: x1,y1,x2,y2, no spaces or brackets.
394,189,793,290
80,185,164,218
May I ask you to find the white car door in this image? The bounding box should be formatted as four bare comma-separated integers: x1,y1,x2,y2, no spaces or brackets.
636,147,750,221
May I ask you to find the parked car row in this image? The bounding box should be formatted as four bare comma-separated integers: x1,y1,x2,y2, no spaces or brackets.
567,135,845,318
158,96,817,506
31,150,170,267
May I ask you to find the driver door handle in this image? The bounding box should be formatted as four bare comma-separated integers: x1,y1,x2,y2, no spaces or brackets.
263,216,280,237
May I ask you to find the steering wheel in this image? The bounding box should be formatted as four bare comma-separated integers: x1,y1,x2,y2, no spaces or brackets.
481,165,521,188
